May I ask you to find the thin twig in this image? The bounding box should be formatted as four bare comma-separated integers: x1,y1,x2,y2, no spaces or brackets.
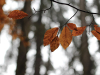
87,14,95,34
57,10,78,36
52,0,100,15
36,0,52,13
65,10,78,25
28,0,52,19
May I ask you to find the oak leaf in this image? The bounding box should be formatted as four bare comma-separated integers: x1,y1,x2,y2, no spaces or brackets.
59,26,72,49
50,36,59,52
72,26,86,36
67,23,77,30
8,10,28,19
43,27,59,46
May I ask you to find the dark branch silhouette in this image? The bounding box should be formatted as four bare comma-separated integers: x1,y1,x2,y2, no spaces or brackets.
65,10,78,25
52,0,100,15
33,1,52,13
29,0,100,19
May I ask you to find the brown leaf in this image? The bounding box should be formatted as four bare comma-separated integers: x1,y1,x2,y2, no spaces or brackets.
0,7,3,13
8,10,28,19
59,26,72,49
67,23,77,30
72,26,86,36
43,27,59,46
91,30,100,40
0,0,6,6
50,36,59,52
94,25,100,33
91,25,100,40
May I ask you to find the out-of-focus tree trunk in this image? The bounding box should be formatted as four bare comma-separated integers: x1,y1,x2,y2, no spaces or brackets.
80,0,93,75
34,23,45,75
34,0,45,75
95,0,100,14
16,1,32,75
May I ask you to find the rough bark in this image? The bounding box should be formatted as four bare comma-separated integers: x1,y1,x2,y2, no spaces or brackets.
80,0,93,75
16,1,32,75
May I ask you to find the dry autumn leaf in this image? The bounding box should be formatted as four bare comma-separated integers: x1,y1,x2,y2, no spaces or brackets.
91,25,100,40
72,26,86,36
8,10,28,19
0,7,3,13
43,27,59,46
91,30,100,40
50,36,59,52
94,25,100,33
0,0,6,6
59,26,72,49
67,23,77,30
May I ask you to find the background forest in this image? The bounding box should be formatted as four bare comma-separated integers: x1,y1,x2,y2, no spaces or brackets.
0,0,100,75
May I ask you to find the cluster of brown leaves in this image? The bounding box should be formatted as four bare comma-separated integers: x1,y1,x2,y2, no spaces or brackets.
1,0,100,51
7,10,29,47
8,21,30,47
43,23,100,52
43,23,86,52
0,1,29,47
8,19,30,47
0,0,9,31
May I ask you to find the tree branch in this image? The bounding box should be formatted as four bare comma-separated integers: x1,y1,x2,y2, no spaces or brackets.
65,10,78,25
33,0,52,13
52,0,100,15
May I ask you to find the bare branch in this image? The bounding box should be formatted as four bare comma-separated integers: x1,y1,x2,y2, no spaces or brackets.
52,0,100,15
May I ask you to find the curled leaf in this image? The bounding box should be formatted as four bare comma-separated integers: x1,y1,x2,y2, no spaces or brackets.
8,10,28,19
50,36,59,52
43,27,59,46
59,26,72,49
72,26,86,36
67,23,77,30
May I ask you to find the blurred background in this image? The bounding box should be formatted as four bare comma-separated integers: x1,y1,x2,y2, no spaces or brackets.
0,0,100,75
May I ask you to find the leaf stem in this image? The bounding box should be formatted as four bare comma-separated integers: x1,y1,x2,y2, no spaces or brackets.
57,10,78,36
